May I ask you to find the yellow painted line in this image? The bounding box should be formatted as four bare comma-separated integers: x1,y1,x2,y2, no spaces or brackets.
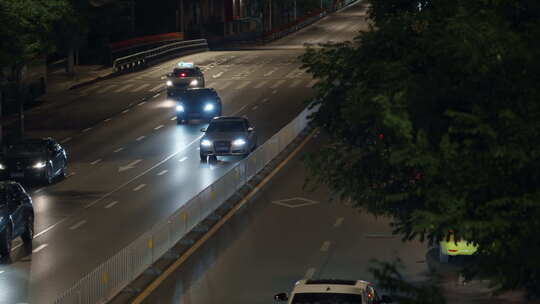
131,128,317,304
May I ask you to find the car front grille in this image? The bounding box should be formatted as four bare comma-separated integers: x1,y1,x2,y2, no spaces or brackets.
214,141,231,153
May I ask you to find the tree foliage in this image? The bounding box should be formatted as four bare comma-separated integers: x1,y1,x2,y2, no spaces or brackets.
301,0,540,298
0,0,75,66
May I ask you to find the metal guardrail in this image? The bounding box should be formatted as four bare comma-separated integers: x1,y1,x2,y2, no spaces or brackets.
112,39,208,74
53,104,317,304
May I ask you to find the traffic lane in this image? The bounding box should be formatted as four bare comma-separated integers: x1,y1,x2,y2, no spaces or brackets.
144,134,428,304
270,1,368,47
28,74,316,300
26,55,310,239
0,249,31,304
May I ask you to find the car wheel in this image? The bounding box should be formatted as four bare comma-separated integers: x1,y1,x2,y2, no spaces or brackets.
21,215,34,253
200,153,207,162
439,246,449,264
0,226,12,261
60,164,67,179
209,155,218,163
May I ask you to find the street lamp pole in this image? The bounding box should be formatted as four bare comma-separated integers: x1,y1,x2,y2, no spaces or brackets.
294,0,296,20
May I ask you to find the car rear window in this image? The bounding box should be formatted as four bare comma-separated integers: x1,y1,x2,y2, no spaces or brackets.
291,292,363,304
173,68,198,77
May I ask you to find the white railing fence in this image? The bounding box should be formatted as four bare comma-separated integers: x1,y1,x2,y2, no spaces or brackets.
53,104,318,304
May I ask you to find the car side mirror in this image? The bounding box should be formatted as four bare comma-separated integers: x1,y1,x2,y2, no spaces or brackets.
378,295,393,303
274,292,288,302
247,127,254,132
200,128,206,132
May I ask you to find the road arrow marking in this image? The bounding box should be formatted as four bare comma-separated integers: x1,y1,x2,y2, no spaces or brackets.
118,159,142,172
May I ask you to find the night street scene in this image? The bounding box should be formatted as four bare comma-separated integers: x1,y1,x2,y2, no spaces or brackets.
0,0,539,303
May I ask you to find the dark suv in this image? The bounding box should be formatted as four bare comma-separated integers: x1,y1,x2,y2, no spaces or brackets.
174,88,223,124
0,138,68,184
0,181,34,260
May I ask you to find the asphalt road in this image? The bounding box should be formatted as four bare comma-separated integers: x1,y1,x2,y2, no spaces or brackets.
0,2,370,303
142,132,429,304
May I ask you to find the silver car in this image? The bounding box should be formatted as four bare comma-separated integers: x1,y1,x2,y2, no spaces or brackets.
199,117,257,161
166,63,205,96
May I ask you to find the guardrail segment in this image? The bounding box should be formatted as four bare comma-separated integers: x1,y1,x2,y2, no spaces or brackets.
54,104,318,304
112,39,209,74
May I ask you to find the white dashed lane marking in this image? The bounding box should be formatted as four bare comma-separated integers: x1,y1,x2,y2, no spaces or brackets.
61,137,72,143
97,85,116,94
122,109,130,114
105,201,119,209
149,83,164,92
252,105,258,111
334,217,344,227
261,98,269,103
320,241,331,252
170,116,177,121
270,80,286,89
254,80,269,89
114,83,135,93
179,156,188,162
104,118,112,122
154,125,164,130
212,72,224,78
289,79,303,88
33,244,48,253
82,127,92,133
132,83,150,92
69,220,87,230
306,79,318,88
114,147,124,153
133,184,146,191
235,81,251,90
157,170,168,176
90,159,102,165
136,136,145,141
138,101,146,106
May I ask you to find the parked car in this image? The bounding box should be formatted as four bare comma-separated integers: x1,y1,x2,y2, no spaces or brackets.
174,87,222,124
199,116,257,161
274,279,392,304
439,231,478,263
0,137,68,184
0,181,34,260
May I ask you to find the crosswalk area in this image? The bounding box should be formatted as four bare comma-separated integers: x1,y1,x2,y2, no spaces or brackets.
78,78,319,96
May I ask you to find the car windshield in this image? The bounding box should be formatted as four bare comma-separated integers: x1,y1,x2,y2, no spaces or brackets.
206,121,245,133
291,293,363,304
173,68,197,77
6,142,46,156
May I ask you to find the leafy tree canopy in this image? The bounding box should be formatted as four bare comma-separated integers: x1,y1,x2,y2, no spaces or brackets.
301,0,540,298
0,0,75,66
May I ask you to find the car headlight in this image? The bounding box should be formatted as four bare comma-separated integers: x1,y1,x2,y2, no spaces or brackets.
203,103,214,111
33,161,46,169
176,104,185,112
232,139,246,146
0,163,5,170
166,80,173,86
190,79,198,86
201,139,212,147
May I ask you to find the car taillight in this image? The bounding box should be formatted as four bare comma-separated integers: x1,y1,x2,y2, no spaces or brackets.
448,249,458,252
179,73,187,77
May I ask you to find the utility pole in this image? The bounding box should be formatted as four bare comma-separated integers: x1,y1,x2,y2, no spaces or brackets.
294,0,296,20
